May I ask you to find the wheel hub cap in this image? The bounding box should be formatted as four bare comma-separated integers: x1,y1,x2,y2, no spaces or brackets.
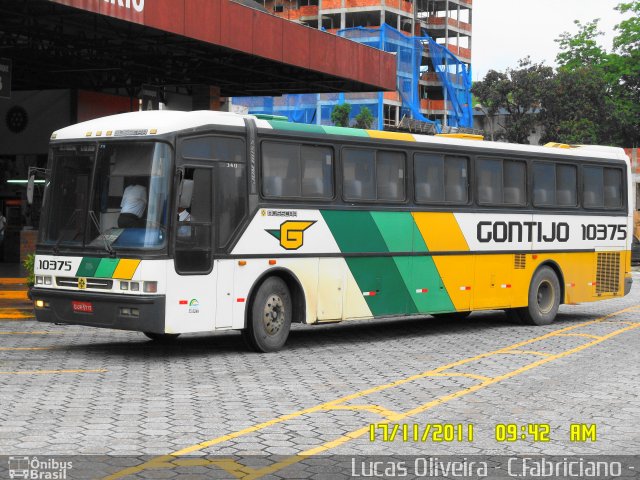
263,295,284,335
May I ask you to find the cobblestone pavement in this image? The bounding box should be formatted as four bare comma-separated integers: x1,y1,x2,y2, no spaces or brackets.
0,272,639,478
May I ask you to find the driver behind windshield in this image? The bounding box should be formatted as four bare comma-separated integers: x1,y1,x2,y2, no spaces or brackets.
118,176,148,228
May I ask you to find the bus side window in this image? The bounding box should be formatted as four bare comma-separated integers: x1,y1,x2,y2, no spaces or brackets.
175,167,214,274
583,166,623,209
533,163,555,206
444,156,468,203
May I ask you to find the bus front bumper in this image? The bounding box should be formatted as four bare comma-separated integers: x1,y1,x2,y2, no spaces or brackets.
32,288,166,333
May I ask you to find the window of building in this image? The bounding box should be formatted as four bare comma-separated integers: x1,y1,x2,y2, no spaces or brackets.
533,162,577,207
583,166,623,209
414,153,469,204
343,148,405,201
261,142,333,199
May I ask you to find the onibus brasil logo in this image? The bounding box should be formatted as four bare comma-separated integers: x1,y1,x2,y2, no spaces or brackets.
266,221,315,250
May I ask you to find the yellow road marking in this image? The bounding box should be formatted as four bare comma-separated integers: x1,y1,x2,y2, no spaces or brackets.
0,291,29,300
0,278,27,285
425,372,492,381
0,369,106,375
504,349,553,357
105,305,640,480
555,333,603,340
0,309,34,320
326,404,402,420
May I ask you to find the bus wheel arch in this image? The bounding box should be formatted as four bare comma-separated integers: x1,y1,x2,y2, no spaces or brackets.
537,260,565,306
511,263,563,326
242,268,306,353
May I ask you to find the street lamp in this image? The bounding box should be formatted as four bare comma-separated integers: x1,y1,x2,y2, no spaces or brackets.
474,103,495,141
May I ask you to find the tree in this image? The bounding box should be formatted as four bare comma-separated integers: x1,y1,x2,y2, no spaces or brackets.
539,66,614,145
331,103,351,127
354,106,374,129
472,57,553,144
556,20,607,70
553,1,640,146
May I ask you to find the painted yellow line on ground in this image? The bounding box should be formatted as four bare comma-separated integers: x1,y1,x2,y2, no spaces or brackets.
0,291,29,300
0,309,34,320
0,278,27,285
555,332,603,340
426,372,492,381
0,369,107,375
326,404,402,420
105,306,640,480
506,349,553,357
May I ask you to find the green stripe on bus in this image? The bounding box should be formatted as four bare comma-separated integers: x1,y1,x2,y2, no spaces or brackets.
322,126,370,137
93,258,120,278
321,210,388,253
76,257,101,277
322,210,417,316
268,121,326,134
346,257,418,316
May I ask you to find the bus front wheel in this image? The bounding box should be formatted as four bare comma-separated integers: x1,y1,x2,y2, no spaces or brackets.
513,266,560,326
243,277,292,353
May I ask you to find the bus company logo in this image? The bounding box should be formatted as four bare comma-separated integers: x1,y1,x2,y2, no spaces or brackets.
8,456,73,479
266,221,316,250
188,299,199,314
77,277,87,290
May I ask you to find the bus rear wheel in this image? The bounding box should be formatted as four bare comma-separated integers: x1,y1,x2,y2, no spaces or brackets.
512,266,560,326
144,332,181,342
243,277,292,353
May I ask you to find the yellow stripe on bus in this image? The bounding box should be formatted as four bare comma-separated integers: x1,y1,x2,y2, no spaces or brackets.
112,259,141,280
412,212,469,252
366,130,416,142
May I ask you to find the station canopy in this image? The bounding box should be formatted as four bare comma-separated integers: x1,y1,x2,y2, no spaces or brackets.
0,0,396,97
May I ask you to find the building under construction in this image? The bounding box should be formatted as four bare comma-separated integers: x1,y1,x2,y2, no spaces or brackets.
235,0,473,131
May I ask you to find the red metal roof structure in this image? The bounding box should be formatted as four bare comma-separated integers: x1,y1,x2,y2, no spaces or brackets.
0,0,396,96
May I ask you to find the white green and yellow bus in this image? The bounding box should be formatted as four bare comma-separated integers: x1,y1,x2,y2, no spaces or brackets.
33,110,633,352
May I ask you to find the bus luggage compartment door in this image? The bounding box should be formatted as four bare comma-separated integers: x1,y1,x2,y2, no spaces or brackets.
317,258,344,321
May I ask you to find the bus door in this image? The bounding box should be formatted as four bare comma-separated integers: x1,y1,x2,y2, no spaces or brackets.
167,164,216,333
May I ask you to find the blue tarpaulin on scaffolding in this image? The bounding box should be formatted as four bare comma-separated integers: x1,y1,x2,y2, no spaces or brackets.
233,24,472,130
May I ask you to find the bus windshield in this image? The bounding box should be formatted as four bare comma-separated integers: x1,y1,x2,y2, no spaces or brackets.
39,141,173,252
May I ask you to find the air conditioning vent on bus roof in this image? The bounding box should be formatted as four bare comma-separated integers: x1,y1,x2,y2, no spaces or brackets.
596,252,620,295
514,254,526,270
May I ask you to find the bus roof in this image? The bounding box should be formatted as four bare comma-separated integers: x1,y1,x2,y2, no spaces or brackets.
51,110,627,163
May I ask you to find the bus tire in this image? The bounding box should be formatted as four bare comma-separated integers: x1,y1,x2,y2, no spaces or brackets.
432,311,471,321
516,266,561,326
243,277,292,353
144,332,180,342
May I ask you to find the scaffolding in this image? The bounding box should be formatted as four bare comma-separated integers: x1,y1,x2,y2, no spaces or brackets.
234,19,472,130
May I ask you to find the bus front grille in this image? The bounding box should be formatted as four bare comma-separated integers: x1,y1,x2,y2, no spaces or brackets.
56,277,114,290
596,252,620,295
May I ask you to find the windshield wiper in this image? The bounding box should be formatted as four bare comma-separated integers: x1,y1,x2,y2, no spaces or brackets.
53,208,81,255
88,210,116,257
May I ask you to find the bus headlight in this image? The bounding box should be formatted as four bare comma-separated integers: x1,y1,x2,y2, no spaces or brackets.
44,276,52,285
130,282,140,292
143,281,157,293
36,276,43,285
